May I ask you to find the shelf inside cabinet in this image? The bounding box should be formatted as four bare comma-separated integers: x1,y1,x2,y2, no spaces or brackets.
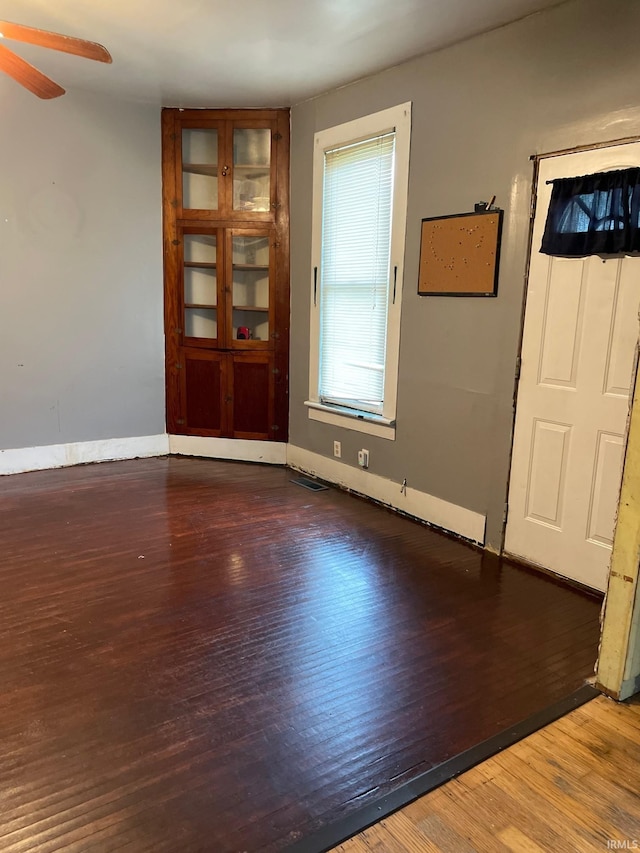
233,305,269,312
234,164,270,172
233,264,269,271
183,163,217,177
185,302,217,309
184,262,217,269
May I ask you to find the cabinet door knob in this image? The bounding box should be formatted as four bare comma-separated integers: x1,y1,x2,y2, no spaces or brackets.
221,165,230,176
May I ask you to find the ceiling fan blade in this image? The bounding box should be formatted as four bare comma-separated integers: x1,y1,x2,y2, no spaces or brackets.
0,20,112,63
0,43,64,98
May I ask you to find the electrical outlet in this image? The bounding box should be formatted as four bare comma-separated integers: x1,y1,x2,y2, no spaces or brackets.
333,440,341,458
357,449,369,469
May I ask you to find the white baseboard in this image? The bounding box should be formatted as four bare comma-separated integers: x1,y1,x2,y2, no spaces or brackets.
168,435,287,465
287,444,486,545
0,434,170,476
1,435,484,544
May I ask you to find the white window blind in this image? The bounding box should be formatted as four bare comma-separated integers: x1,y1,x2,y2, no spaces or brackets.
319,131,395,414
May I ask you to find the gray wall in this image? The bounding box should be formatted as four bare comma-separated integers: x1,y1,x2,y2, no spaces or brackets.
0,83,164,450
289,0,640,549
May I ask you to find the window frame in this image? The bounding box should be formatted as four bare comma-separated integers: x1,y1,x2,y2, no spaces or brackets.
306,102,412,441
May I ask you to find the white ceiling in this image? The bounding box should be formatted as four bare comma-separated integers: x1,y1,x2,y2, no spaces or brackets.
0,0,566,107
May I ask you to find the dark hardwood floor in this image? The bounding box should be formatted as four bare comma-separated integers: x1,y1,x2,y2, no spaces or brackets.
0,457,601,852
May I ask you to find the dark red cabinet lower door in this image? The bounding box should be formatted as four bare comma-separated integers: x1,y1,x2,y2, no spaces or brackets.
175,350,277,439
230,353,274,440
182,350,227,435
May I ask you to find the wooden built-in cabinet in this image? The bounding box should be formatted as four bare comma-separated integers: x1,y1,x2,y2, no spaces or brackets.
162,109,290,441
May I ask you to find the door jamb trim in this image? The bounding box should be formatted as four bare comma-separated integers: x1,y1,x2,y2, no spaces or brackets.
530,135,640,163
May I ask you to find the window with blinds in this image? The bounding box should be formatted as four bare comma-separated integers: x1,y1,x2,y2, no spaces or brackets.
308,102,411,438
319,133,395,414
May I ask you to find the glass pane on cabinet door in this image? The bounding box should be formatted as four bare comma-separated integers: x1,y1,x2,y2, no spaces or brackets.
184,233,217,264
184,268,217,310
185,308,217,339
182,129,218,210
233,129,271,212
183,233,217,340
232,236,270,341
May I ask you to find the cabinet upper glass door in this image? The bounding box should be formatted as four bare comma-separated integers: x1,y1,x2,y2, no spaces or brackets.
233,128,271,213
183,232,218,344
182,128,219,211
231,234,271,345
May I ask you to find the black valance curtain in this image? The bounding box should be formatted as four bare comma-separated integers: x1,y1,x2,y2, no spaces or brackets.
540,167,640,256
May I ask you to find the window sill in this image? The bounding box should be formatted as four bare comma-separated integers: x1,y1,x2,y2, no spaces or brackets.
304,400,396,440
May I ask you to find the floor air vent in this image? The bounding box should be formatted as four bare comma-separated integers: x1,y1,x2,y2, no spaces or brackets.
290,477,329,492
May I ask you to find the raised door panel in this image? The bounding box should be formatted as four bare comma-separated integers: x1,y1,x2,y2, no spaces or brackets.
587,431,625,547
230,354,274,440
181,350,228,436
525,420,572,529
538,257,586,388
603,259,640,397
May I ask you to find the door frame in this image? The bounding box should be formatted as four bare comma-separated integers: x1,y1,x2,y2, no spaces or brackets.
597,349,640,700
506,135,640,699
503,135,640,566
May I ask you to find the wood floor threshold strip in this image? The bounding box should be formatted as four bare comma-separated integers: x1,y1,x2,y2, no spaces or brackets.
284,683,599,853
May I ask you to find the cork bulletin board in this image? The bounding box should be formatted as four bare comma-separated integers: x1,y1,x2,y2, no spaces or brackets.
418,210,503,297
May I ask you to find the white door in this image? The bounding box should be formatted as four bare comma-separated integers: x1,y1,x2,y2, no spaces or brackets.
505,143,640,592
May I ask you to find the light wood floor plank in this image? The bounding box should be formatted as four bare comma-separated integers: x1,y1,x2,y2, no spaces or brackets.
448,774,572,851
413,813,478,852
498,826,550,853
